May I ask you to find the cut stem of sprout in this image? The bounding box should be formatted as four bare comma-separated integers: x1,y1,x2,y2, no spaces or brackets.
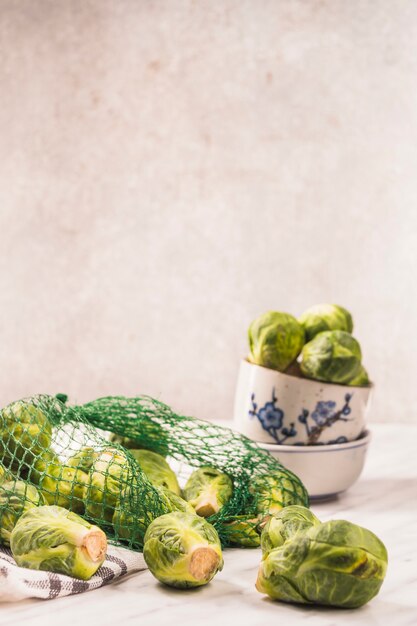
189,547,221,581
81,530,107,562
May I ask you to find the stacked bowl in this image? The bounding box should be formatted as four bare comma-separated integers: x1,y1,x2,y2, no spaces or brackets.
233,305,373,501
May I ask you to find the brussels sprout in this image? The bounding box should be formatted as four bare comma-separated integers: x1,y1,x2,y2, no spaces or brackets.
299,304,353,342
113,484,194,548
261,506,320,555
0,479,45,545
348,365,370,387
67,447,99,473
28,449,60,484
250,471,309,516
0,398,53,471
143,512,223,588
129,449,180,495
223,515,263,548
10,505,107,580
84,448,130,523
248,311,305,372
34,461,88,514
183,467,233,517
300,330,362,384
256,510,388,608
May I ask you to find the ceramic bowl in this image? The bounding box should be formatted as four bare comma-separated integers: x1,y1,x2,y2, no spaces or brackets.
233,359,372,445
258,430,371,500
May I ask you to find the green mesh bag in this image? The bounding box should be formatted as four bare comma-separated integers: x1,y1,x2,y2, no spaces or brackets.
0,394,309,550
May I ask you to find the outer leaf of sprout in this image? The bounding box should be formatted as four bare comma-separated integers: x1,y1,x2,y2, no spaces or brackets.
261,506,320,555
129,449,181,495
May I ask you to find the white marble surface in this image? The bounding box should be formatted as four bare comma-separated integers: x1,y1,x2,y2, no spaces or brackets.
2,423,417,625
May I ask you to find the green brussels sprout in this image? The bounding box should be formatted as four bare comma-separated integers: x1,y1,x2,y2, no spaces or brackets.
10,505,107,580
67,447,99,473
348,365,370,387
300,330,362,384
0,479,45,545
248,311,305,372
299,304,353,342
0,398,53,472
183,466,233,517
28,449,60,484
223,515,264,548
261,506,320,555
84,448,130,523
256,511,388,608
129,449,180,495
113,484,194,548
34,461,88,514
250,471,309,516
143,512,223,588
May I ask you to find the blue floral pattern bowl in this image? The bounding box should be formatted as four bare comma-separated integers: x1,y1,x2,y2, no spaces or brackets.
233,359,372,445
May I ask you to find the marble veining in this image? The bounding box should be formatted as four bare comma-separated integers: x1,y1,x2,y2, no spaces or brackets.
1,424,416,625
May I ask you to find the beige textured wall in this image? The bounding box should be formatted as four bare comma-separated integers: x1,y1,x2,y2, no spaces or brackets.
0,1,416,423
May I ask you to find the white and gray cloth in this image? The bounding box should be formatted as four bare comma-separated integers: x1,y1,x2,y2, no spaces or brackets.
0,545,147,602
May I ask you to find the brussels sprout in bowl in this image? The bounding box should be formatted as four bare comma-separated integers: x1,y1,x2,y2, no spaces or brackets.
248,311,305,372
299,303,353,342
300,331,363,385
233,359,372,445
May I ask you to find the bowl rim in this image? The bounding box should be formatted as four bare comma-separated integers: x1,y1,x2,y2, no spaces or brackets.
258,429,371,453
242,358,374,391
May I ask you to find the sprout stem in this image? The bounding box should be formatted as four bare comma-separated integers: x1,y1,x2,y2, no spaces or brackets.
195,502,217,517
189,547,220,582
81,530,107,562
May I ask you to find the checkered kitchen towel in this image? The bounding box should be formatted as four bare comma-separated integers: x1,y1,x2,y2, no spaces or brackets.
0,545,147,601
